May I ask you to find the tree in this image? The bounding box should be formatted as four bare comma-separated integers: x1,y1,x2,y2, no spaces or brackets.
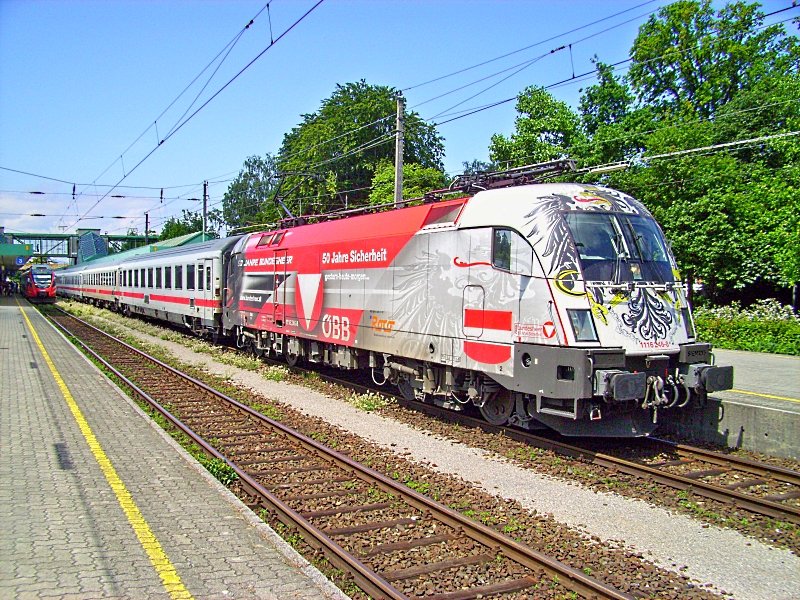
160,209,221,240
627,0,798,117
569,1,799,304
222,154,280,232
489,86,584,167
367,161,447,206
276,81,445,216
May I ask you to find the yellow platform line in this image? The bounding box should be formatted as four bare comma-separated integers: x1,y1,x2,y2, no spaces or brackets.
20,305,194,600
730,388,800,404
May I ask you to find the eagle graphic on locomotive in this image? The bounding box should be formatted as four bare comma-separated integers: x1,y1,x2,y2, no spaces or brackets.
56,161,733,437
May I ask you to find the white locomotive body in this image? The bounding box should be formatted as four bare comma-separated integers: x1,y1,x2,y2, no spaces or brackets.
223,182,733,436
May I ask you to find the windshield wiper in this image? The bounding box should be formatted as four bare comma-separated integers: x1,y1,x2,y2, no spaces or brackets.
611,232,628,285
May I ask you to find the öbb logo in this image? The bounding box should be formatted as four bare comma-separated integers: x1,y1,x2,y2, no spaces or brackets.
322,314,351,341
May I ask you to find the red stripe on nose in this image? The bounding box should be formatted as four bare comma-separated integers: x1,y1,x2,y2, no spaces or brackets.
464,309,512,331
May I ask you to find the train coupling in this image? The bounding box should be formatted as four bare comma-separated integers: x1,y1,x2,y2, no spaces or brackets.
594,369,647,402
679,363,734,394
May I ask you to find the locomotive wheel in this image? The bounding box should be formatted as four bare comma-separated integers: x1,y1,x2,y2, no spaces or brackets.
285,351,301,367
479,390,514,425
397,379,417,402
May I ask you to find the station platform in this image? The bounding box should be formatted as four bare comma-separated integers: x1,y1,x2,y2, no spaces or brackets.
0,295,347,600
660,349,800,459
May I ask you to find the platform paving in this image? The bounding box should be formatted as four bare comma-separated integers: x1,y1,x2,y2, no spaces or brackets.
0,296,348,600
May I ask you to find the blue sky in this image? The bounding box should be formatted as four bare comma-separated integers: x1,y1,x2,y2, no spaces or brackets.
0,0,793,237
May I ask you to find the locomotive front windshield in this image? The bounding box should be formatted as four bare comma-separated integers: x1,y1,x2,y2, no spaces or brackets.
32,267,53,288
564,211,674,283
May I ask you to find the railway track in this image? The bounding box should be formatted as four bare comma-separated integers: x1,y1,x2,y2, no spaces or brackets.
46,307,633,599
391,397,800,527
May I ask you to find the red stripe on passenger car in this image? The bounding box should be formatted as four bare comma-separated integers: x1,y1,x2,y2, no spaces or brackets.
463,341,512,364
463,309,513,331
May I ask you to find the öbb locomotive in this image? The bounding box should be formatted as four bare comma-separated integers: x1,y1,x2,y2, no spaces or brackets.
56,171,733,436
21,264,57,303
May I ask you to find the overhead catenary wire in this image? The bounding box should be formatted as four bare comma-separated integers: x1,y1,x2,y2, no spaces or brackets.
10,1,797,237
59,2,275,230
61,0,326,232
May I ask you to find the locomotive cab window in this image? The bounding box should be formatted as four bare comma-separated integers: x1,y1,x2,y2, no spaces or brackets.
257,233,274,247
565,211,675,283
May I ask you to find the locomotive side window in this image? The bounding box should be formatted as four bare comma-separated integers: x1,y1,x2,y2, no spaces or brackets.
175,265,183,290
492,228,534,275
493,229,512,271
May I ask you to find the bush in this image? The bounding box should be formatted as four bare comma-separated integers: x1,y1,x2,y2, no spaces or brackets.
693,299,800,356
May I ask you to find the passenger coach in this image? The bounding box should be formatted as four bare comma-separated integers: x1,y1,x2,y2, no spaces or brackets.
56,236,243,339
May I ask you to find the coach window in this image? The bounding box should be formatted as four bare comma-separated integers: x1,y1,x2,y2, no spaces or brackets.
186,264,195,290
155,267,162,289
206,266,212,291
165,266,172,289
197,265,204,291
147,268,153,288
175,265,183,289
140,269,145,288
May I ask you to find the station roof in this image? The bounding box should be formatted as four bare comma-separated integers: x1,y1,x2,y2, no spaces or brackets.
0,241,34,272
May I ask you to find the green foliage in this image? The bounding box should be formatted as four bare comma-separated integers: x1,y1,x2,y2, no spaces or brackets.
221,154,280,232
160,209,221,240
346,390,392,412
489,86,584,167
694,299,800,355
627,0,798,116
367,161,447,205
569,0,800,302
276,81,444,216
197,455,238,486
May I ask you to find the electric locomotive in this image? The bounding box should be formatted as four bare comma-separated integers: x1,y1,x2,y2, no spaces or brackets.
222,163,733,437
21,264,57,303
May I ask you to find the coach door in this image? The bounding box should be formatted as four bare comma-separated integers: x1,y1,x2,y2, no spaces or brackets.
272,249,287,327
196,258,213,323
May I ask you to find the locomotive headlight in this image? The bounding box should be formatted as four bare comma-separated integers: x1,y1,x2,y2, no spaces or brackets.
567,309,598,342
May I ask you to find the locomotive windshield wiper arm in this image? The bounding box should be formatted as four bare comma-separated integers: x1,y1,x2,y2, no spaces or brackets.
611,233,628,285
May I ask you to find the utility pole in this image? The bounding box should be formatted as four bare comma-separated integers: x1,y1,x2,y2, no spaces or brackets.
394,94,405,208
144,212,149,245
203,180,208,239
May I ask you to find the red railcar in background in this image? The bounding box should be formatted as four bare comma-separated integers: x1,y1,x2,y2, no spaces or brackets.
21,265,57,303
